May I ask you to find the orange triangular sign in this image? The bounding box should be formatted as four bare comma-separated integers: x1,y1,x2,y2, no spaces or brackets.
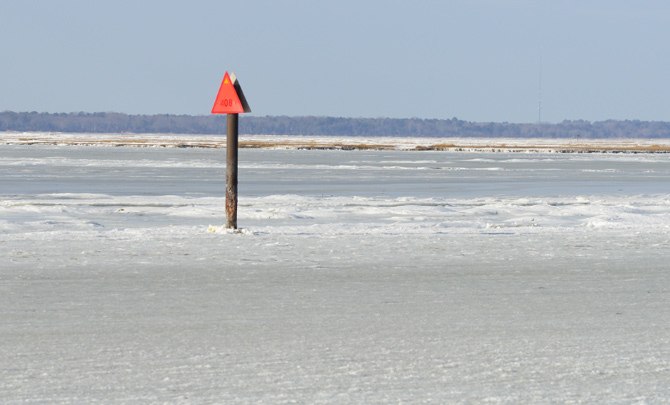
212,72,246,114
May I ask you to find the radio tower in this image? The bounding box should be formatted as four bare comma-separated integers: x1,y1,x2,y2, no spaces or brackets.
538,46,542,124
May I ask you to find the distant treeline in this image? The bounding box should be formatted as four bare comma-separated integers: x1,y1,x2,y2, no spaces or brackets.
3,111,670,138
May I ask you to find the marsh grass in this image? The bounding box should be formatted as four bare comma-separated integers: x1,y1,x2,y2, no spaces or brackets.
4,134,670,153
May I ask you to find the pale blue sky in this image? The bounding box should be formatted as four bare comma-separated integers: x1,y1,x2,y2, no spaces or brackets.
2,1,670,123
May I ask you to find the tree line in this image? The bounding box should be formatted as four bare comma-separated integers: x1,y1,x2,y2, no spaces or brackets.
2,111,670,138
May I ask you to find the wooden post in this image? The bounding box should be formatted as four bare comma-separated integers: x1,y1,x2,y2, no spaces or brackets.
226,113,239,229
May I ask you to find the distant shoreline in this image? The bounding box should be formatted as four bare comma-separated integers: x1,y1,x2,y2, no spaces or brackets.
3,111,670,139
3,132,670,153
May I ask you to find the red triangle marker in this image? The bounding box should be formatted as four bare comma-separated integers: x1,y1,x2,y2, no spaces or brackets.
211,72,245,114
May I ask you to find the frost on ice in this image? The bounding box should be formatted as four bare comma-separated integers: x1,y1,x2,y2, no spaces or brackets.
2,141,670,403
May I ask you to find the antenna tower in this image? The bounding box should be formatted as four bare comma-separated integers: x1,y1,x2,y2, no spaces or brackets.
538,47,542,124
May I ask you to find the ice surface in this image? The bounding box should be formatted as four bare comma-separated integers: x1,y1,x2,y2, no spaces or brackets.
2,141,670,403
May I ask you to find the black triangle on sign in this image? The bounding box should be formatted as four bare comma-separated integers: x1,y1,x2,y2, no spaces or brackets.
230,72,251,113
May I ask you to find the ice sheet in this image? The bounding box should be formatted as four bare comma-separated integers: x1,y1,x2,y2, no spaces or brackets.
2,143,670,403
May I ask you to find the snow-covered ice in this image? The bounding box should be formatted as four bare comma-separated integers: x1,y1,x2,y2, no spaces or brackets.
2,141,670,403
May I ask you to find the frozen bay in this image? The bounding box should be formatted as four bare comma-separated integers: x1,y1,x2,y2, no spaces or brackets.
2,143,670,403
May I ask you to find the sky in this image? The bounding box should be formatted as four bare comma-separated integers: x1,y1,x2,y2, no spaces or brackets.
2,0,670,123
